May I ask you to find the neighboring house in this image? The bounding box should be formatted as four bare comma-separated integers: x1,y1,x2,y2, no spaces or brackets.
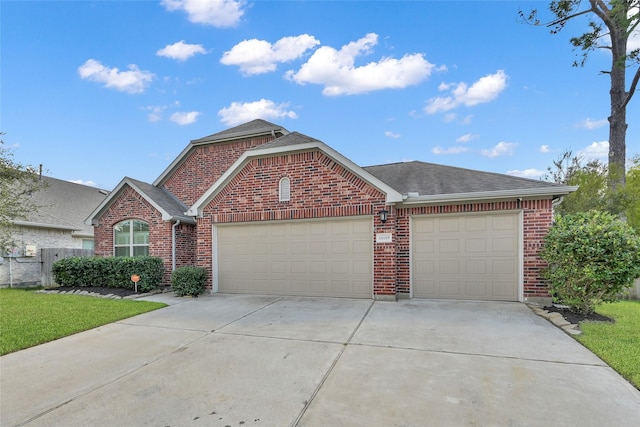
0,176,109,287
86,120,576,304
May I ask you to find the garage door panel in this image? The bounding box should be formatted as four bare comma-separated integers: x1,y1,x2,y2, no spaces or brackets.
217,217,372,298
413,213,519,301
465,238,487,253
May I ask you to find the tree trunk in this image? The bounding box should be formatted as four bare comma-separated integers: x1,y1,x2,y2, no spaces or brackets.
607,3,629,188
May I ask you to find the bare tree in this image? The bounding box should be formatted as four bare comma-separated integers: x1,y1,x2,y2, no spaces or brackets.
520,0,640,187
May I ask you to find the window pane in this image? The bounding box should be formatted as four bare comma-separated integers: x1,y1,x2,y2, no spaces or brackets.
133,231,148,245
115,246,130,257
82,239,94,250
114,221,131,245
133,246,149,257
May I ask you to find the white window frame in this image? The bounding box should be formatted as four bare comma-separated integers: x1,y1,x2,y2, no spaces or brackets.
279,177,291,202
114,219,149,257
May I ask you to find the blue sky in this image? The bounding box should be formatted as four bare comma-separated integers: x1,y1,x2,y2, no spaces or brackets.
2,0,639,190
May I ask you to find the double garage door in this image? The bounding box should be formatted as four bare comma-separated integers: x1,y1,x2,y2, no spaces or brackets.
216,217,373,298
215,212,520,301
412,212,520,301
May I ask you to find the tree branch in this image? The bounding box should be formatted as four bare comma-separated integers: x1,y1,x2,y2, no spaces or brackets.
622,66,640,108
547,8,593,28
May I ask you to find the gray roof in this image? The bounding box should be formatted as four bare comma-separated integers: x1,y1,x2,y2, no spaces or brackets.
191,119,289,144
17,176,109,237
126,177,192,222
363,161,568,196
247,131,320,150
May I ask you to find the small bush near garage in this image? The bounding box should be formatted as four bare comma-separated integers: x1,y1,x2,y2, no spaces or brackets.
171,266,207,297
540,211,640,314
52,256,164,292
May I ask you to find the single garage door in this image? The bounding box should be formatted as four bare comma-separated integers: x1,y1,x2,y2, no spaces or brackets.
216,217,373,298
412,212,520,301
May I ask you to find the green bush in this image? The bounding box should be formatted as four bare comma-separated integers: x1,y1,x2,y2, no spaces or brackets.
171,266,207,297
540,211,640,314
52,256,164,292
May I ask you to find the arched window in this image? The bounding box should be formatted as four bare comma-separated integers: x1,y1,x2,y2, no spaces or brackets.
279,177,291,202
114,219,149,257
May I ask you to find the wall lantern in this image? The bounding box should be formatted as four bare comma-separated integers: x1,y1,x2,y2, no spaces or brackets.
378,209,389,224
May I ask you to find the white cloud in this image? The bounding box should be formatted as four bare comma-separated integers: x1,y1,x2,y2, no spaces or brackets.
170,111,201,125
481,141,517,158
579,140,609,162
506,169,546,179
144,105,168,122
218,99,297,126
69,179,98,187
286,33,436,95
443,113,457,123
221,35,320,75
161,0,246,27
157,40,207,61
578,117,608,130
432,146,471,155
628,5,640,52
540,144,551,153
425,70,508,114
456,133,478,143
384,131,400,139
78,59,154,94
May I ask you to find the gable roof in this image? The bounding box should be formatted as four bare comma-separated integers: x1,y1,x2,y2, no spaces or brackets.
364,161,577,204
186,131,404,217
13,176,109,237
153,119,289,187
85,177,196,226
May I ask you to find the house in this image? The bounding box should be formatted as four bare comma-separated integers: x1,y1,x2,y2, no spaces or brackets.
0,176,109,287
86,119,576,304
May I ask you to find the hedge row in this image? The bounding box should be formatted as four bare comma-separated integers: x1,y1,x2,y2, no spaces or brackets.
52,256,164,293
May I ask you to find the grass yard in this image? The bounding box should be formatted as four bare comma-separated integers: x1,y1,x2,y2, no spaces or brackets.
0,288,166,355
577,300,640,389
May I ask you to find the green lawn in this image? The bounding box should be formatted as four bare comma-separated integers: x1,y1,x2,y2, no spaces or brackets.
577,300,640,389
0,288,166,355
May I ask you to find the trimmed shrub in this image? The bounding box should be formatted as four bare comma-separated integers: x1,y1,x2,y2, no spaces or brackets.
52,256,164,292
171,266,207,297
540,211,640,314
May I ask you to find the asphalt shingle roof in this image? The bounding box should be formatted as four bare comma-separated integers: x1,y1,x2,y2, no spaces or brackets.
363,161,566,196
23,176,109,236
191,119,289,144
126,178,191,221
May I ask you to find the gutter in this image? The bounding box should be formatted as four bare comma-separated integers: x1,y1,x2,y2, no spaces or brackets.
399,186,578,206
172,220,181,272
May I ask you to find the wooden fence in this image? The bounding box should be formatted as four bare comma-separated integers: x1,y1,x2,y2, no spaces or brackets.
41,248,93,287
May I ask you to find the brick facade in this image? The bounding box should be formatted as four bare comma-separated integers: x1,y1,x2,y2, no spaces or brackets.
394,200,553,300
162,136,277,206
92,123,558,301
93,187,194,285
199,150,397,295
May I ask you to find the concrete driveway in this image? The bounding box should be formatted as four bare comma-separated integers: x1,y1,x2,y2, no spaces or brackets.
1,294,639,427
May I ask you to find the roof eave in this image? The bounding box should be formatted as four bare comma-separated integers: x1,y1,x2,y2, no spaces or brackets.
187,141,403,217
399,186,579,206
154,127,290,187
12,220,80,232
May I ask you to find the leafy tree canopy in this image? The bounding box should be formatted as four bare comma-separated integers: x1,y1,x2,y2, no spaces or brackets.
520,0,640,187
546,150,640,230
0,135,47,251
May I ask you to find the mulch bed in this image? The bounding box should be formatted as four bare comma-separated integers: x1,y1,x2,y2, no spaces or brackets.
56,286,141,297
544,305,614,324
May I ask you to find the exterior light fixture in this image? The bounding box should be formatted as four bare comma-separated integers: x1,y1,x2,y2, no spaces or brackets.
378,209,389,224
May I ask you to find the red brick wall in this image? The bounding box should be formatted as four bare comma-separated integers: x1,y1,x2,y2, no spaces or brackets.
93,186,180,286
395,200,553,300
196,150,394,294
162,136,276,206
